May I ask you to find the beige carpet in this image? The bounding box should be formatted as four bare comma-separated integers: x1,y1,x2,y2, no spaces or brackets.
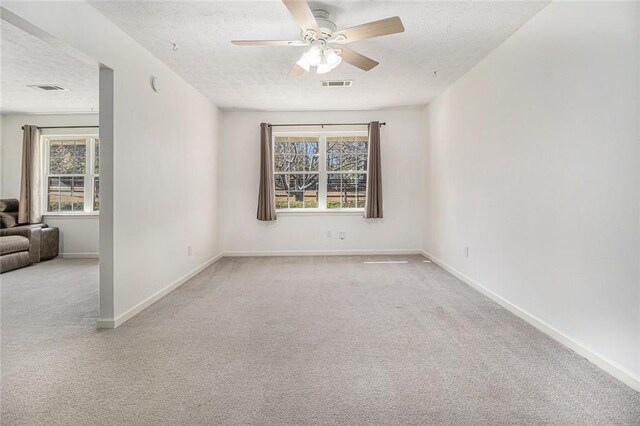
2,256,639,425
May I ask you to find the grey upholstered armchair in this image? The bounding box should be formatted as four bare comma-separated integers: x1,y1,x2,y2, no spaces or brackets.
0,199,59,273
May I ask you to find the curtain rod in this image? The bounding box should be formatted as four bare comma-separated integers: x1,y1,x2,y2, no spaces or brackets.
21,125,99,130
268,122,386,128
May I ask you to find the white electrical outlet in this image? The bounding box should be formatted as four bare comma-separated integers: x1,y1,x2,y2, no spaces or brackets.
464,247,469,258
339,232,346,240
188,246,193,256
326,231,332,238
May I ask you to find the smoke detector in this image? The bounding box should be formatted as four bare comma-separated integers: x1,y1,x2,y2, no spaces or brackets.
321,80,353,88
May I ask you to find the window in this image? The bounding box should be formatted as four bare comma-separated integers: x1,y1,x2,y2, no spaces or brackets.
326,136,368,209
43,135,99,214
274,132,368,211
274,136,320,208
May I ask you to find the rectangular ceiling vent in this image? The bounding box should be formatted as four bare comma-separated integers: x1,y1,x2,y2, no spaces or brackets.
321,80,353,88
27,85,67,91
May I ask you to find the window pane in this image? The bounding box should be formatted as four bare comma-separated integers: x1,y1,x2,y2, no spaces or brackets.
326,138,344,154
94,139,100,174
274,154,284,172
356,174,367,208
305,146,319,172
59,177,72,211
275,153,307,172
304,193,318,207
327,174,342,209
274,173,319,209
327,173,367,209
289,191,304,208
93,177,100,211
58,176,84,211
326,152,339,171
341,153,358,171
326,136,368,172
327,153,360,172
274,136,319,173
275,174,289,209
49,139,86,174
357,154,368,171
355,138,368,154
71,177,85,211
48,177,61,212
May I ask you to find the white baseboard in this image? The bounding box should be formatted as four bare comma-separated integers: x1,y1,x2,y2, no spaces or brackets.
62,253,99,259
420,250,640,393
97,252,224,329
224,249,422,257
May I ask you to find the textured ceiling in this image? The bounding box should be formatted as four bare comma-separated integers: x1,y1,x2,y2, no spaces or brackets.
90,0,549,111
0,21,99,114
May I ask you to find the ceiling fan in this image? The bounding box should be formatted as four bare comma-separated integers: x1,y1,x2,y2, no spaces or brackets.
231,0,405,76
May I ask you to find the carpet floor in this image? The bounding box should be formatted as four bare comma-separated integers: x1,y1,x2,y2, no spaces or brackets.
1,256,639,425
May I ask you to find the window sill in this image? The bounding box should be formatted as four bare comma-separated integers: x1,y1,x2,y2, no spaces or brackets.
276,209,364,217
43,213,99,218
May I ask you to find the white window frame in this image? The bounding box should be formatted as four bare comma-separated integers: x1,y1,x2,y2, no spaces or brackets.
273,130,368,214
42,134,100,216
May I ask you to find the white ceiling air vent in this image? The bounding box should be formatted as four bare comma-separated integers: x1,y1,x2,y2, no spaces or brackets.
27,85,67,91
321,80,353,88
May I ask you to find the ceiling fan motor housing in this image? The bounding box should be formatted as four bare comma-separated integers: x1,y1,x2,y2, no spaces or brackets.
310,9,337,41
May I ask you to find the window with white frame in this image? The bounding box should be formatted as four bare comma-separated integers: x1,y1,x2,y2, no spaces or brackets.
43,135,99,214
274,132,368,211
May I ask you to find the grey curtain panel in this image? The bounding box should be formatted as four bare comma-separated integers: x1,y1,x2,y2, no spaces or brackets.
18,125,42,224
257,123,277,221
364,121,383,219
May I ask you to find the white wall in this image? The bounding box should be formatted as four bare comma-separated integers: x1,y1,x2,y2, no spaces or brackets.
222,109,423,255
2,1,223,325
1,113,99,256
422,0,640,383
42,216,99,257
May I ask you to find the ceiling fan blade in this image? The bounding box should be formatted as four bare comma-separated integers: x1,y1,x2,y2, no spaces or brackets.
232,40,307,46
338,47,379,71
282,0,319,33
288,63,306,76
333,16,405,44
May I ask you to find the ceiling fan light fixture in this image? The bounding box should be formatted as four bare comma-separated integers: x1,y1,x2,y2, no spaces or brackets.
296,54,311,72
305,46,322,66
316,63,332,74
315,48,342,74
325,49,342,67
